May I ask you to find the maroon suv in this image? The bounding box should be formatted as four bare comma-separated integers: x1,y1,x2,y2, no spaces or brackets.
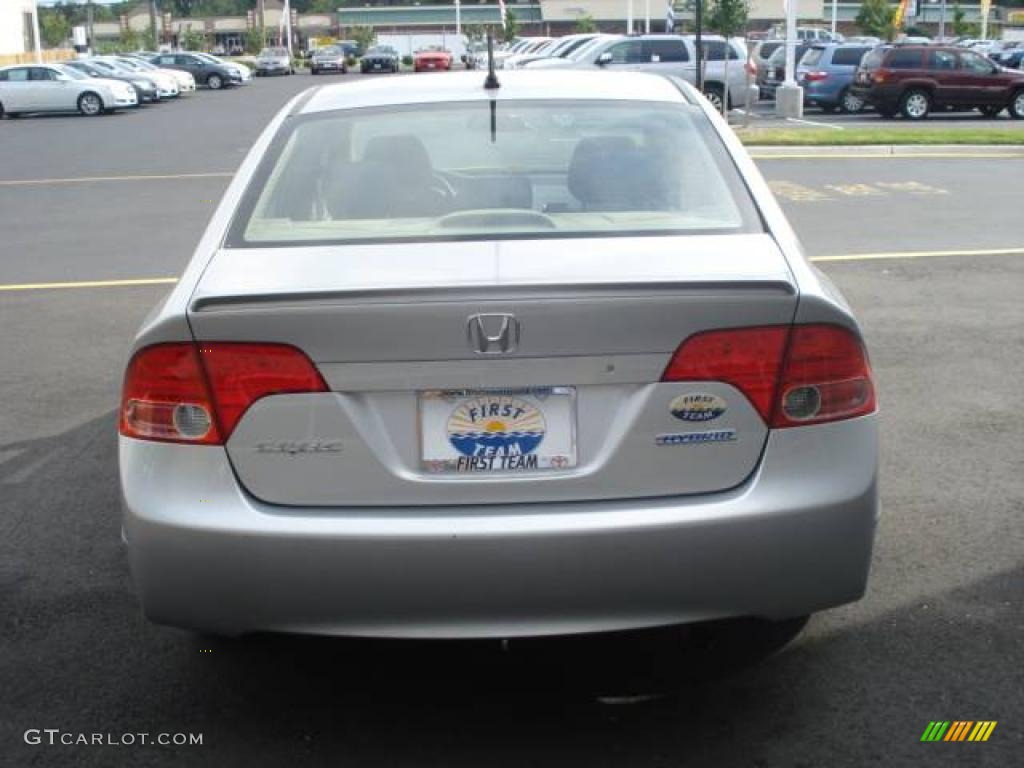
851,45,1024,119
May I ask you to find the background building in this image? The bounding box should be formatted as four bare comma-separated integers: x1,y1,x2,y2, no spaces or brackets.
0,0,40,60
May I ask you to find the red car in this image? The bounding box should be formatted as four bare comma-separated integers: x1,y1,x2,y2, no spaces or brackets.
414,47,453,72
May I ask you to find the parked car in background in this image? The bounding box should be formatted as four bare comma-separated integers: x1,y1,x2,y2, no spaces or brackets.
414,46,453,72
0,63,136,117
1002,48,1024,70
311,45,348,75
61,59,160,103
762,42,813,99
116,55,194,94
796,27,841,42
539,34,750,112
503,33,602,69
336,40,362,58
750,39,786,90
845,36,882,46
488,38,552,69
797,43,873,113
852,45,1024,119
193,52,251,82
148,52,243,89
255,47,293,76
361,46,400,73
989,42,1022,65
501,38,559,69
86,57,178,99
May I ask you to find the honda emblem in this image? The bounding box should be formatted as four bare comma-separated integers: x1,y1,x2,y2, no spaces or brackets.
467,314,520,355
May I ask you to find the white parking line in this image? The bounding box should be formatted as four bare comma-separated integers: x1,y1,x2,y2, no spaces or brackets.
785,117,845,131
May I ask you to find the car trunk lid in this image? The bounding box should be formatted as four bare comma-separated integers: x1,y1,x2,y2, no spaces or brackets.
188,234,797,507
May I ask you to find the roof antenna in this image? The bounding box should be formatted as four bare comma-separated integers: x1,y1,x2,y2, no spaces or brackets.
484,31,500,90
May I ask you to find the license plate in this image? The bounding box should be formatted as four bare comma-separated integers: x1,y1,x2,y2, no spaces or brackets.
419,388,577,473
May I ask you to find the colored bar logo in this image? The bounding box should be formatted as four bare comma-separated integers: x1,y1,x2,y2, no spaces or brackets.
920,721,997,742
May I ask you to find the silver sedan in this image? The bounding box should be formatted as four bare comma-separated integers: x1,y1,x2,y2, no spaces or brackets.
0,63,137,117
119,71,878,653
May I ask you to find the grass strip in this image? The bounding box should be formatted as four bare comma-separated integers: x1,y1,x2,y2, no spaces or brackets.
739,128,1024,146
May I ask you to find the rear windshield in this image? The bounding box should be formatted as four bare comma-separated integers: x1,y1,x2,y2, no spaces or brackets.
802,47,825,67
860,48,886,69
832,46,870,66
228,100,761,247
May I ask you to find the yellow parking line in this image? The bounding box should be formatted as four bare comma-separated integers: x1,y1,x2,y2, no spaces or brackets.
2,248,1021,293
0,172,233,187
0,277,178,292
811,247,1024,262
753,152,1024,160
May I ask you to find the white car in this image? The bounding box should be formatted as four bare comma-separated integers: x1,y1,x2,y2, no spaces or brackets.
85,57,179,99
0,63,137,117
115,56,196,94
479,38,552,70
503,34,601,69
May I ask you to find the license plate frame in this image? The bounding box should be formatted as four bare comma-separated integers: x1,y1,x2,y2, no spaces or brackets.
419,387,577,474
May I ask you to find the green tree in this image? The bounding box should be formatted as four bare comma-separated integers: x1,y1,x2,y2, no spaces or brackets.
40,11,71,48
951,3,971,37
707,0,748,114
350,25,376,54
180,28,207,51
575,14,598,33
502,9,519,43
244,26,265,54
121,26,141,52
462,23,487,46
856,0,897,41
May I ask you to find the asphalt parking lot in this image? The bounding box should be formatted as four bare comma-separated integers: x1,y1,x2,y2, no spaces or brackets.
2,74,1022,767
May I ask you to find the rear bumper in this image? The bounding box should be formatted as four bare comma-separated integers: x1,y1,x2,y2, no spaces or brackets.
121,416,878,638
851,84,896,110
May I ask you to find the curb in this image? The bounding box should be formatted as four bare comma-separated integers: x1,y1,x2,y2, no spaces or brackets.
746,144,1024,158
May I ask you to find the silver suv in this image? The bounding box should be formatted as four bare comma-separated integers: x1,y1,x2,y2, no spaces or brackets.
528,34,752,111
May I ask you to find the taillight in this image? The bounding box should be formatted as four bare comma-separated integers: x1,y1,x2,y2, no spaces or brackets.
872,68,889,83
661,324,875,428
120,342,327,445
771,325,875,428
662,327,789,423
804,70,829,82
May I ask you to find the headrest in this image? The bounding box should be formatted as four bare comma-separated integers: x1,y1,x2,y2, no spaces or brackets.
568,136,656,211
362,135,434,182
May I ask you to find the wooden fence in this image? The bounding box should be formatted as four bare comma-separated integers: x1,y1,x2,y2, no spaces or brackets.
0,49,76,66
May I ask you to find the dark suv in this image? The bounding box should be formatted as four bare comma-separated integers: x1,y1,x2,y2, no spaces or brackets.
852,45,1024,119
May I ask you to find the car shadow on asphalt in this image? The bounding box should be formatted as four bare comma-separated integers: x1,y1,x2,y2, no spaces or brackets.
2,411,1020,766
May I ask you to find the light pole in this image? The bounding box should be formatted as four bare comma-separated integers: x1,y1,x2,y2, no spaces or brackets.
831,0,838,36
775,0,803,117
31,0,43,63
